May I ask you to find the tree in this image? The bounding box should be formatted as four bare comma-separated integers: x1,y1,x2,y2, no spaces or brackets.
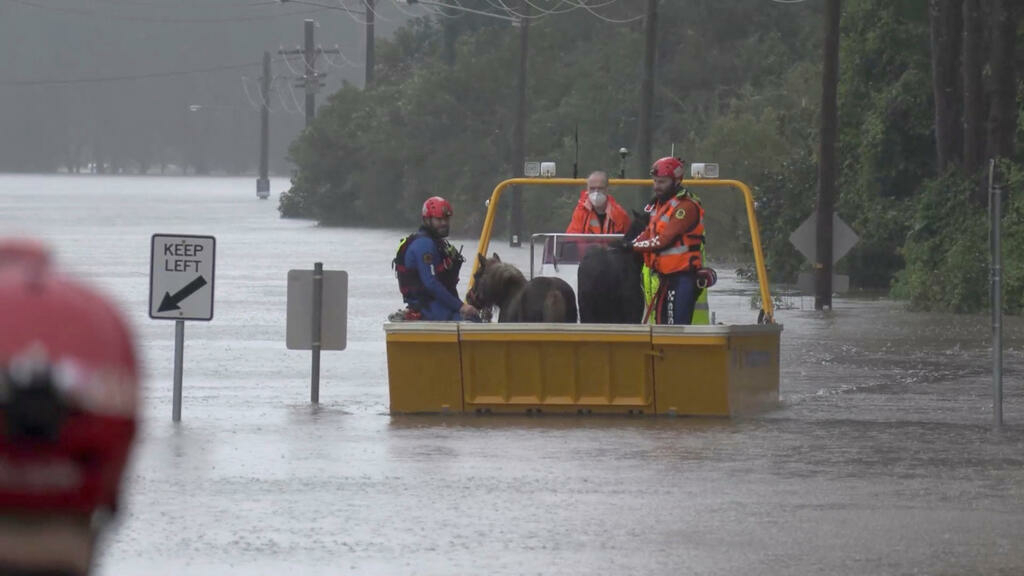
961,0,984,180
985,0,1019,162
929,0,963,172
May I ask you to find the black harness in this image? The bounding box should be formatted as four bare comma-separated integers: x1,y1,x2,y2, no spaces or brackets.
393,228,464,308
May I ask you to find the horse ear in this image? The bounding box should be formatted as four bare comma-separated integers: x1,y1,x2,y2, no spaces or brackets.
491,252,501,262
477,253,486,267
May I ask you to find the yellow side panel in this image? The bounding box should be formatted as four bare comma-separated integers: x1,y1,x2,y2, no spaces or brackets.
385,332,463,414
727,332,781,415
652,334,729,416
461,331,653,414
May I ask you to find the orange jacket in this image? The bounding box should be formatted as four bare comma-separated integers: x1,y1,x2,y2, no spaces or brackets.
566,190,631,234
631,192,704,275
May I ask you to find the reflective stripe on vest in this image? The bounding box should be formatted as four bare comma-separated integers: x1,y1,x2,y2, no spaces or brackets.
645,192,705,275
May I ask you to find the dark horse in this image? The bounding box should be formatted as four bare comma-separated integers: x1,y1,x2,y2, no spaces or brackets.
467,253,578,323
577,210,649,323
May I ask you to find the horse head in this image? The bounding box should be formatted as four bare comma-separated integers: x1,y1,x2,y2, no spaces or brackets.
467,252,501,309
624,209,650,243
466,252,525,313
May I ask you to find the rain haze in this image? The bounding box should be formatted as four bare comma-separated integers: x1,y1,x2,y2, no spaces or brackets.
1,1,1024,575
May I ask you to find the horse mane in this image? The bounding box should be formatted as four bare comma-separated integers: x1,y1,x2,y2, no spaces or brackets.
623,210,650,243
476,257,526,310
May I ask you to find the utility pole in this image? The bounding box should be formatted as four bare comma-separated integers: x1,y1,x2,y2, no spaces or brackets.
303,19,316,126
278,20,338,127
637,0,656,183
510,3,529,247
257,51,271,199
815,0,840,310
365,0,375,88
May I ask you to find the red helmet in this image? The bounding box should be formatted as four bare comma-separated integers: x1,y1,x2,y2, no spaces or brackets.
0,237,50,269
422,196,453,219
0,239,138,515
650,157,686,180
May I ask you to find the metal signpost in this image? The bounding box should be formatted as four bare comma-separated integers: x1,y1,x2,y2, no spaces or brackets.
989,160,1003,429
286,264,348,403
150,234,216,422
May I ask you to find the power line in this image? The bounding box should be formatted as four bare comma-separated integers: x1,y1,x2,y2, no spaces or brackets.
328,0,372,25
321,44,362,68
241,74,273,112
1,0,329,22
359,0,391,21
389,0,430,18
0,61,268,87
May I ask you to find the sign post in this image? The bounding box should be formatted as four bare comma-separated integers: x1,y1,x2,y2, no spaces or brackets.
150,234,216,422
287,266,348,403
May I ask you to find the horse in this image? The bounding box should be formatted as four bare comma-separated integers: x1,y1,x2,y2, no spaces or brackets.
576,210,649,324
467,253,578,323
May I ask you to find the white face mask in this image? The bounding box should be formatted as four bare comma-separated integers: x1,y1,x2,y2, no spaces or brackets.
588,191,608,210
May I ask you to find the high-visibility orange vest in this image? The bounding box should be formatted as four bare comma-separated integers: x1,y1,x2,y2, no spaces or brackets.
643,192,705,275
566,191,631,235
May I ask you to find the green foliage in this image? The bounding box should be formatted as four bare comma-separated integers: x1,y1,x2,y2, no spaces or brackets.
749,152,818,283
892,172,990,312
281,0,1022,315
280,6,824,243
836,0,934,290
994,163,1024,314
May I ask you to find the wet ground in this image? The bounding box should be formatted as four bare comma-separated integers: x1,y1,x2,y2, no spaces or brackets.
1,174,1022,575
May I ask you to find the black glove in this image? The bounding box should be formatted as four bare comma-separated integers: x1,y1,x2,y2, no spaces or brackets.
613,239,634,252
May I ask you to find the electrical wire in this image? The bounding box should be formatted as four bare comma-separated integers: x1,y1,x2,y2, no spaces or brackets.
283,78,307,113
0,61,262,87
329,0,371,24
519,0,608,16
279,52,308,76
557,0,642,23
321,45,361,68
241,75,273,112
274,82,300,114
389,0,427,18
1,0,329,22
361,0,392,22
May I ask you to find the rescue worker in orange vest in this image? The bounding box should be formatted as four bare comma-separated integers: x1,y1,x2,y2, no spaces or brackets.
566,171,631,235
624,157,716,325
0,238,140,576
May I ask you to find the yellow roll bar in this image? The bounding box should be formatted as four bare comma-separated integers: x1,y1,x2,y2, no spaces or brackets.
469,178,775,324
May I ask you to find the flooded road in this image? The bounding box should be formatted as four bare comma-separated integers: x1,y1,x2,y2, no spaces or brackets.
1,174,1022,575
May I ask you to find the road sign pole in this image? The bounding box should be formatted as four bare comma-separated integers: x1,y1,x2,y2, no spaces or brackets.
150,234,215,422
173,320,184,422
311,262,323,404
989,160,1003,429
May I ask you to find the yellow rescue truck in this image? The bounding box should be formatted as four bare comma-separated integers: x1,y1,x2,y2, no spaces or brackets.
384,173,781,416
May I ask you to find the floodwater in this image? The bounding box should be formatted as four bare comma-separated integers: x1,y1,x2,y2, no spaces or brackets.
1,174,1022,575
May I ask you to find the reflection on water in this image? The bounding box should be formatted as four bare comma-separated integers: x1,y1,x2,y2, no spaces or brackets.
1,175,1022,576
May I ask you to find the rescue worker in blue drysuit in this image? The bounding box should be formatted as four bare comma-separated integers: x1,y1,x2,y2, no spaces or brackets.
393,196,478,321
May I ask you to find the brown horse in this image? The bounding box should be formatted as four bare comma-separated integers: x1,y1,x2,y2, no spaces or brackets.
467,253,578,323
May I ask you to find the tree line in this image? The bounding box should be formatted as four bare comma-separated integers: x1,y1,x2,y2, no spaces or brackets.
280,0,1023,312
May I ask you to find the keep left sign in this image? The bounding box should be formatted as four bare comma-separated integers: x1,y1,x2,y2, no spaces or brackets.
150,234,216,321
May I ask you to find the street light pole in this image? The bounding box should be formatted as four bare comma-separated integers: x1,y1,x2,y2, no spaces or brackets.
258,51,271,199
509,5,528,247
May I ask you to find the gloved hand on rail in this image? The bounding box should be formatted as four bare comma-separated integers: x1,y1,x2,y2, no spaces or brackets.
696,267,718,289
613,239,634,252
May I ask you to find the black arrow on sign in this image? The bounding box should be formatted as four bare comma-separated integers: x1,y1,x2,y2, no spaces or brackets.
158,275,207,312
